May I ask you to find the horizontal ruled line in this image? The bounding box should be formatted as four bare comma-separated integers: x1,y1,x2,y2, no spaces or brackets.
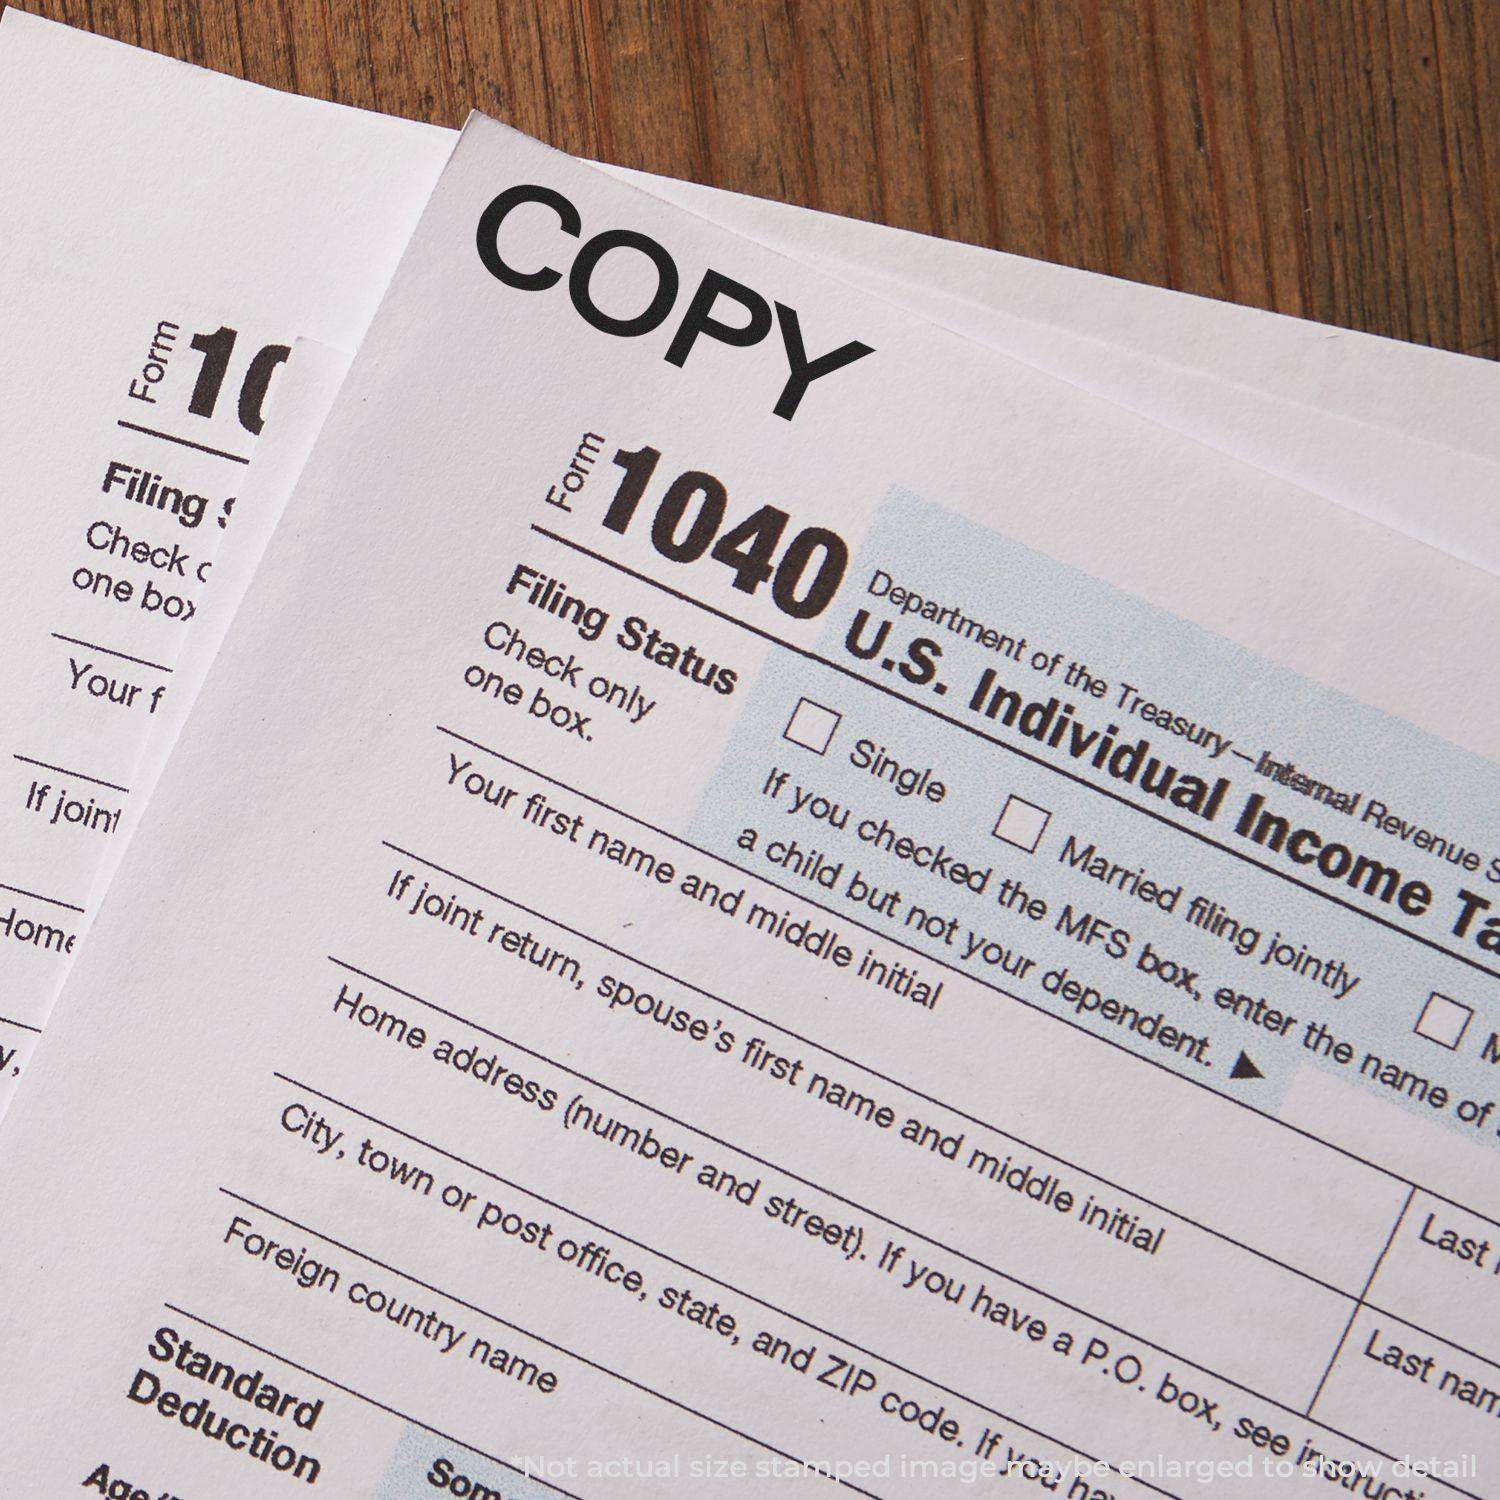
13,754,129,795
116,418,249,464
0,879,86,915
50,632,172,674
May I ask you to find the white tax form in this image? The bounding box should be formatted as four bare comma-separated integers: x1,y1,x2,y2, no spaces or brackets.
0,9,450,1101
1,118,1496,1498
2,11,1498,1123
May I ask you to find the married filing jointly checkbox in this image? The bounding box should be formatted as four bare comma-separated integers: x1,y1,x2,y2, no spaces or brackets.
783,698,841,756
1415,992,1473,1050
993,795,1050,853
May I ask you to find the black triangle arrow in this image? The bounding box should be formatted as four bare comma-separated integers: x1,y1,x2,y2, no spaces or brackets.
1231,1051,1264,1081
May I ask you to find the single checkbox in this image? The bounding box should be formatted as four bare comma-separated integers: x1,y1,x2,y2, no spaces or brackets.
783,697,841,756
1414,992,1472,1051
992,794,1050,853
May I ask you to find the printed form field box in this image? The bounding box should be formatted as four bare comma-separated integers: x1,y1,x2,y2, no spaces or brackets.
1414,992,1472,1051
992,795,1050,853
783,698,841,756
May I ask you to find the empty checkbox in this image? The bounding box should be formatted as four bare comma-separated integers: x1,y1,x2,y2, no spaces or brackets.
783,698,841,756
1415,992,1472,1051
992,795,1050,853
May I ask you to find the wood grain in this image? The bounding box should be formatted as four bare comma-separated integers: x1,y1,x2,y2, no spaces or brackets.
26,0,1499,357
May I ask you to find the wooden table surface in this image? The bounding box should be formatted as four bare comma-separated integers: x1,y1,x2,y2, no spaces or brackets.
27,1,1499,359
